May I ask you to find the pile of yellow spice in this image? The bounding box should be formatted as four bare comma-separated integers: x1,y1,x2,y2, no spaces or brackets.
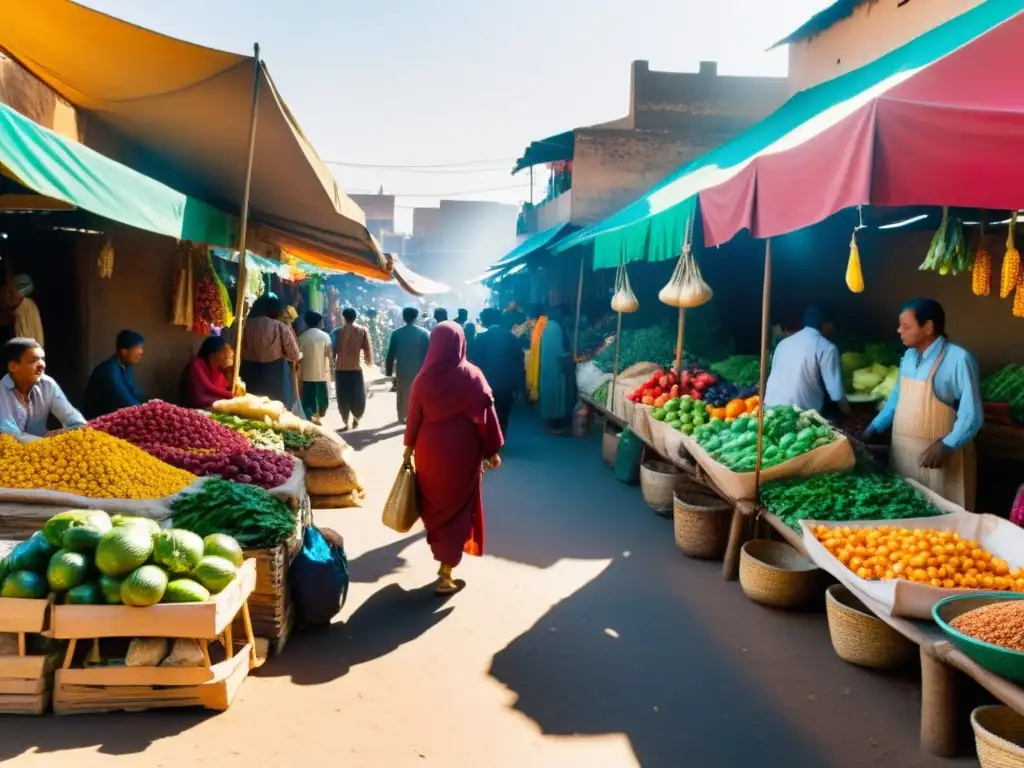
0,429,196,500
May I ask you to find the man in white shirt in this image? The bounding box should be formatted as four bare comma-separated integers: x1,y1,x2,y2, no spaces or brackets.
297,312,333,424
764,306,851,415
0,338,85,443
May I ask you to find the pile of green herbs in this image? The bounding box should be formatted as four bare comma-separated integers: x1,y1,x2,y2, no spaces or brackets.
170,478,296,548
209,412,314,451
760,467,942,531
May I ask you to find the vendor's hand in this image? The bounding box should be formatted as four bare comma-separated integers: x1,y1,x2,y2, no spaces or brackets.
403,445,414,461
484,455,502,471
920,440,952,469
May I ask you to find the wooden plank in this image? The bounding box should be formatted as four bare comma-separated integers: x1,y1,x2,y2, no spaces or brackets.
52,646,250,716
0,653,55,680
57,647,247,688
0,597,49,633
0,690,49,715
51,560,256,640
0,676,49,695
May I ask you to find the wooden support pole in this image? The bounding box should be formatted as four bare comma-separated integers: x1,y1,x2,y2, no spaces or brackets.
224,624,234,659
674,307,686,377
920,648,958,757
609,311,624,413
753,239,773,502
230,44,264,390
572,251,585,361
62,639,77,670
241,601,258,668
722,505,747,581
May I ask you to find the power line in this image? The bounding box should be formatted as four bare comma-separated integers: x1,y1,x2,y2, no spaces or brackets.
349,183,530,198
326,158,516,170
337,165,513,175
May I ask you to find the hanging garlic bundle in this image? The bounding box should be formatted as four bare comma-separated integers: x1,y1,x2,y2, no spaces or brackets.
658,241,712,308
97,237,115,279
611,261,639,313
845,230,864,293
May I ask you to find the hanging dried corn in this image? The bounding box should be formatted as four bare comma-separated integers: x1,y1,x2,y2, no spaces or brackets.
920,206,967,275
610,260,638,313
1014,270,1024,318
97,237,115,279
846,234,864,293
972,217,991,297
1001,212,1020,298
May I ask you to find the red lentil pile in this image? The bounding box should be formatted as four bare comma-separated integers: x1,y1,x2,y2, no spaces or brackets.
950,601,1024,652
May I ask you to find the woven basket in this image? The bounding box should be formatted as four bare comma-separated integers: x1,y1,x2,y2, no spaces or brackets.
672,478,732,559
640,461,679,513
973,706,1024,768
739,540,820,608
602,429,620,467
825,584,913,669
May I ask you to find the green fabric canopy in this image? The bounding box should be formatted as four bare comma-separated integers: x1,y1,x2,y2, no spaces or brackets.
0,101,236,246
556,0,1024,269
490,222,575,271
512,131,574,174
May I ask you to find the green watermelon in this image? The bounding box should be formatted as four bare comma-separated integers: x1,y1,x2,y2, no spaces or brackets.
65,582,103,605
1,570,48,599
121,565,168,607
95,527,154,578
0,553,11,584
202,534,244,568
62,526,105,553
109,516,161,537
42,510,111,548
163,578,211,603
98,574,124,605
153,530,204,575
46,549,90,592
9,533,57,574
192,556,237,594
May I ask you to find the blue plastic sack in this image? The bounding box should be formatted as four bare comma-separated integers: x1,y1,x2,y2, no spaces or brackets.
290,526,349,626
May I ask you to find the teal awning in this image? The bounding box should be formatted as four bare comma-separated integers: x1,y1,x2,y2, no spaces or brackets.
512,131,574,174
0,101,236,246
491,222,575,270
556,0,1024,269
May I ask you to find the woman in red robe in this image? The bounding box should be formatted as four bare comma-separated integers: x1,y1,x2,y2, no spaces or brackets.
404,321,504,595
181,336,235,409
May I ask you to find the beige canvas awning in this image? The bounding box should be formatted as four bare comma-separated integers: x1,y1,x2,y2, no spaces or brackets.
0,0,390,279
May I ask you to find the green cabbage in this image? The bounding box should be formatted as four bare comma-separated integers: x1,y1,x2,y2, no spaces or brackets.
870,368,899,399
852,367,884,392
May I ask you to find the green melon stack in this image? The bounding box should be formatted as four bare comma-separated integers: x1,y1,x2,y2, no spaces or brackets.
0,510,244,606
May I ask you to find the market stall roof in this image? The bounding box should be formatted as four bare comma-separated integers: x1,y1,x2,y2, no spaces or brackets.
0,100,236,245
557,0,1024,264
0,0,389,279
488,222,576,272
512,131,575,174
770,0,868,48
392,257,451,297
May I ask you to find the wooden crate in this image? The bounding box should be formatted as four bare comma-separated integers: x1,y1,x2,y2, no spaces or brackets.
53,644,250,715
0,594,56,715
237,544,293,646
50,559,256,640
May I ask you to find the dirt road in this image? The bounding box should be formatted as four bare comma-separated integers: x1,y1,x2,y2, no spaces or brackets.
0,392,978,766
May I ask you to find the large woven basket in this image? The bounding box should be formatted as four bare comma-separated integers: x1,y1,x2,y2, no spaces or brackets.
825,584,913,669
672,477,732,559
640,460,679,514
602,429,620,467
739,540,820,608
973,706,1024,768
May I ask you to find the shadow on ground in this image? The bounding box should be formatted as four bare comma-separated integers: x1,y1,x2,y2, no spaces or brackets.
482,411,967,767
340,420,404,452
257,582,453,685
346,530,426,583
0,710,209,760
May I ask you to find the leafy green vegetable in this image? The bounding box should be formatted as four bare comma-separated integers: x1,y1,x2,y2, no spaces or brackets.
760,467,941,531
169,478,296,549
209,413,314,451
710,356,760,387
592,380,610,406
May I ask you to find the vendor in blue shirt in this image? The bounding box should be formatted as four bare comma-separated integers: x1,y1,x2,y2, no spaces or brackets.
82,330,147,419
764,305,851,416
864,298,981,510
0,337,85,443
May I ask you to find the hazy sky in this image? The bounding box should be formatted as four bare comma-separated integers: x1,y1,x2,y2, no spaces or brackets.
79,0,831,231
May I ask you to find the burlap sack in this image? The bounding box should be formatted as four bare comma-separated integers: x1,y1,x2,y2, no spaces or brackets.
303,435,350,469
310,491,363,509
306,464,363,496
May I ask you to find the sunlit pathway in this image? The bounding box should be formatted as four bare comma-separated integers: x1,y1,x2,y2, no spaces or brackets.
0,393,975,767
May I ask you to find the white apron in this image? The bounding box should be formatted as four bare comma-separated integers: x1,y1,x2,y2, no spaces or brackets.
889,344,977,511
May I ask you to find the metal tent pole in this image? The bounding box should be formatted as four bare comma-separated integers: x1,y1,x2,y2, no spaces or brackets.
231,43,263,391
753,238,773,497
572,250,584,361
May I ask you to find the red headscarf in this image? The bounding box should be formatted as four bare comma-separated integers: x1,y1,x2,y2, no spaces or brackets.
412,321,493,421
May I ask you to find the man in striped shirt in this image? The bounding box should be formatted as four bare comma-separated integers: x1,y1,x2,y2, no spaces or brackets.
334,307,373,430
